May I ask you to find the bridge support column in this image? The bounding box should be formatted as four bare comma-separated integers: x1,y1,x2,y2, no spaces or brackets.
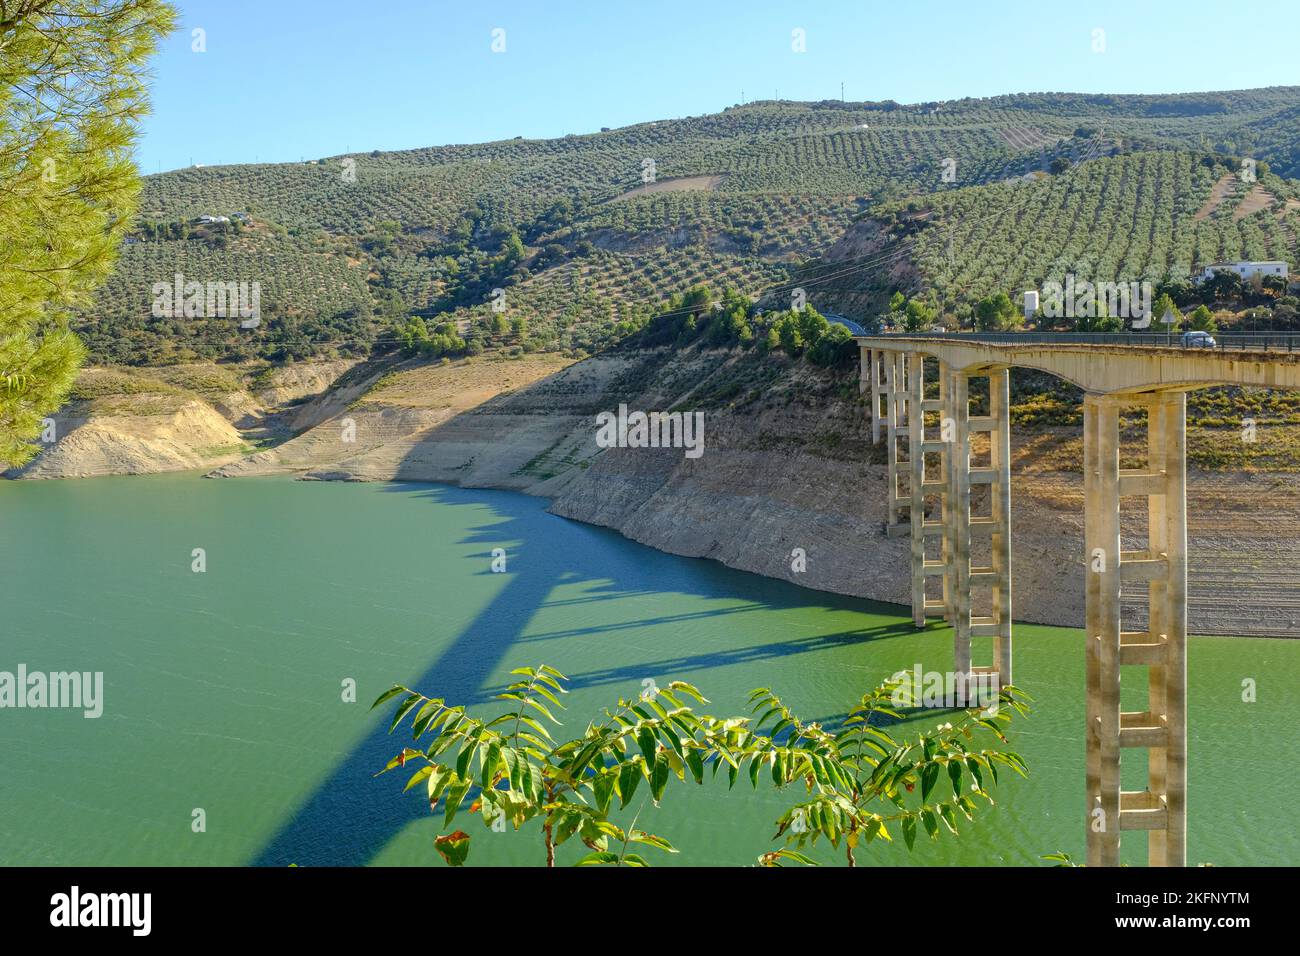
909,357,951,627
868,349,885,446
989,369,1013,685
1084,392,1187,867
885,352,909,536
944,367,1013,702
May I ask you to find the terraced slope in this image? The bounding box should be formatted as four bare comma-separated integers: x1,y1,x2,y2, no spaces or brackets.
810,151,1299,317
76,89,1300,366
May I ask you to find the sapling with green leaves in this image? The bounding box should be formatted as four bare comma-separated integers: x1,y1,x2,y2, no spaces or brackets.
747,676,1031,867
373,666,1029,866
373,666,737,866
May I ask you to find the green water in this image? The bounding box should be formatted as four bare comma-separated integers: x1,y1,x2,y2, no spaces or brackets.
1,474,1295,867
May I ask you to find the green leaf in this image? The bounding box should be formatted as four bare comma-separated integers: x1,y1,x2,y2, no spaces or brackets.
636,725,658,766
444,777,471,827
902,814,917,850
920,762,940,802
433,830,470,866
684,747,705,784
403,765,434,792
455,735,479,780
575,851,620,866
370,685,409,710
427,765,453,805
921,809,940,840
593,769,617,814
377,748,423,775
758,848,818,867
553,809,583,846
481,740,501,789
629,831,677,853
947,759,963,797
667,680,707,704
389,694,421,733
618,760,641,809
503,747,521,791
650,752,670,803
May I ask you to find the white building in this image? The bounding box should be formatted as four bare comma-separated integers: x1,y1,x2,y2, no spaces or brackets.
1023,290,1039,320
1199,260,1288,282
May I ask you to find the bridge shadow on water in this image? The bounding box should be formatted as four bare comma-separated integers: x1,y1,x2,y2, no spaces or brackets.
250,482,911,866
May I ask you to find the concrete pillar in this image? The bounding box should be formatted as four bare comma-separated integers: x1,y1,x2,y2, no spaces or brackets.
885,352,909,536
990,368,1013,685
870,350,883,446
1084,392,1187,867
947,369,973,693
885,352,900,529
937,364,953,625
909,357,926,627
1153,392,1188,867
1084,394,1122,867
1083,394,1103,864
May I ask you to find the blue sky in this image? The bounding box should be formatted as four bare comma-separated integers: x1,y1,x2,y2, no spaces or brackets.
137,0,1298,172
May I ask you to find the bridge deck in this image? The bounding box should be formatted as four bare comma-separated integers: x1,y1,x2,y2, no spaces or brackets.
856,333,1300,394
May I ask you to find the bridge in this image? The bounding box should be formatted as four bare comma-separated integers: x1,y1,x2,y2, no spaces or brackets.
854,331,1300,867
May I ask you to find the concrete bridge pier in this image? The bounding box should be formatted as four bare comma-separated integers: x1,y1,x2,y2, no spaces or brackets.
1083,391,1188,867
857,332,1300,866
885,351,910,535
943,366,1014,699
861,347,888,446
908,357,951,628
868,349,1014,696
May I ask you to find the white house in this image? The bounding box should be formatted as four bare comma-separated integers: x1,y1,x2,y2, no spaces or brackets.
1199,260,1288,282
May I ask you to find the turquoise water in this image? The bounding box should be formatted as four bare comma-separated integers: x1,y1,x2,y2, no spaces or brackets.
1,474,1295,867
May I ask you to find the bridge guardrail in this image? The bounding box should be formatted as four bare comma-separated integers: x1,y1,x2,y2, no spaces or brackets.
859,331,1300,352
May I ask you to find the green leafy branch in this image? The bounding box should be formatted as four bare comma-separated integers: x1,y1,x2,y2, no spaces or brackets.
373,666,1030,867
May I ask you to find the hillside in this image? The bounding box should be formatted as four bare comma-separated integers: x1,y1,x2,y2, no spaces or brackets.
808,150,1300,319
77,88,1300,366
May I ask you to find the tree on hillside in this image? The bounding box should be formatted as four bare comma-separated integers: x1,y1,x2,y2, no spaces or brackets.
776,314,804,353
1155,275,1196,308
762,325,781,352
808,322,853,366
1150,293,1182,333
974,292,1020,332
1188,304,1217,333
901,298,936,332
0,0,175,467
795,305,829,344
1076,301,1123,333
1203,269,1244,303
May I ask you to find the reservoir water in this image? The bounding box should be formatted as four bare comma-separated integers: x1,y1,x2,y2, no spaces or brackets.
2,474,1295,866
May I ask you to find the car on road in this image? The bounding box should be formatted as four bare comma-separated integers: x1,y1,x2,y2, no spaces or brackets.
1180,330,1216,348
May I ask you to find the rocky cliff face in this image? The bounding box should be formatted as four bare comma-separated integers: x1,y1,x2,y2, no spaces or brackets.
9,361,359,479
14,397,247,479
